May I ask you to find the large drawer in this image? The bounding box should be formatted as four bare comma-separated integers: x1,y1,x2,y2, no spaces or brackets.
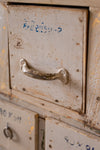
8,5,88,112
45,118,100,150
0,100,38,150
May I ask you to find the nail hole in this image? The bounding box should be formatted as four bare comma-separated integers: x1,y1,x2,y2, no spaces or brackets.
79,17,83,22
29,137,32,140
12,75,14,78
49,144,52,148
76,96,79,98
96,97,100,101
22,88,26,91
76,69,79,72
41,103,45,106
76,43,80,45
11,54,13,57
10,32,12,34
49,139,52,142
55,100,59,103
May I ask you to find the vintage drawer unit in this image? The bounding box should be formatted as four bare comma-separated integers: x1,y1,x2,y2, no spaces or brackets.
0,0,100,150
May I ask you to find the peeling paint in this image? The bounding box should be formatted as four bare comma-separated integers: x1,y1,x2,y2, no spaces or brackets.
1,82,6,89
29,126,34,134
28,117,30,120
3,26,6,30
0,58,4,67
2,49,5,54
93,18,100,27
92,13,100,27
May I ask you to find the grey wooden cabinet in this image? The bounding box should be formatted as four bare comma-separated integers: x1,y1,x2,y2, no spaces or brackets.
0,0,100,150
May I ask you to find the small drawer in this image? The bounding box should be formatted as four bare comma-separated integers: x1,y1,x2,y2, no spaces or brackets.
0,100,38,150
8,5,88,112
45,118,100,150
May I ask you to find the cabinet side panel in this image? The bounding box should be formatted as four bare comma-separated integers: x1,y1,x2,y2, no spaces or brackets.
0,3,9,94
87,7,100,129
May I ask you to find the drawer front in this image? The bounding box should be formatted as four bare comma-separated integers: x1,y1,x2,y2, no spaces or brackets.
8,5,88,111
0,100,38,150
46,118,100,150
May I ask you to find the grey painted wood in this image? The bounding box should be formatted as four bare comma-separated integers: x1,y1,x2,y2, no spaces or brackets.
86,7,100,130
0,99,38,150
8,5,88,112
0,3,9,94
12,89,84,127
1,0,100,8
45,118,100,150
10,90,100,137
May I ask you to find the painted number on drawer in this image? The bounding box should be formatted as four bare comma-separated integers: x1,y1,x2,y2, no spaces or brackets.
46,119,98,150
0,107,22,123
23,19,62,33
64,136,94,150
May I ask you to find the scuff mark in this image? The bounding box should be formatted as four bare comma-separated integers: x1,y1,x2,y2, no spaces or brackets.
3,26,6,30
29,126,34,134
1,82,6,90
2,49,5,54
92,13,100,27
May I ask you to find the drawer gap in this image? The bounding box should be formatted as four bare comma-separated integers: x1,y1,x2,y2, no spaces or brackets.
7,2,89,10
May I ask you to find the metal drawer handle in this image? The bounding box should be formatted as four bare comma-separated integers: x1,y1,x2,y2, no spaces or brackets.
3,126,13,139
20,58,69,84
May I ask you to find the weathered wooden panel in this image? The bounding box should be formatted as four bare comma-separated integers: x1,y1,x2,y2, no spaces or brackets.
8,5,88,112
46,118,100,150
0,4,9,93
0,99,38,150
12,89,100,137
86,8,100,130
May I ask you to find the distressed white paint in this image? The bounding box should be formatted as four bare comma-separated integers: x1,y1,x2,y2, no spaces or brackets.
11,89,100,137
8,5,88,112
46,118,100,150
0,99,38,150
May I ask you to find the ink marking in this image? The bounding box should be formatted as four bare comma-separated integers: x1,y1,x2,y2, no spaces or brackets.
23,19,63,34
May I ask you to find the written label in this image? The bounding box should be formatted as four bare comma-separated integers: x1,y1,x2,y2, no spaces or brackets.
64,136,95,150
0,107,22,123
23,19,62,33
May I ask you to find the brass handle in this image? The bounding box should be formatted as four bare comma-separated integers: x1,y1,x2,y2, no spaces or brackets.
3,126,13,139
20,58,69,84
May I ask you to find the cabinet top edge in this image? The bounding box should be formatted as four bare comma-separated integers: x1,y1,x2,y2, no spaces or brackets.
0,0,100,8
